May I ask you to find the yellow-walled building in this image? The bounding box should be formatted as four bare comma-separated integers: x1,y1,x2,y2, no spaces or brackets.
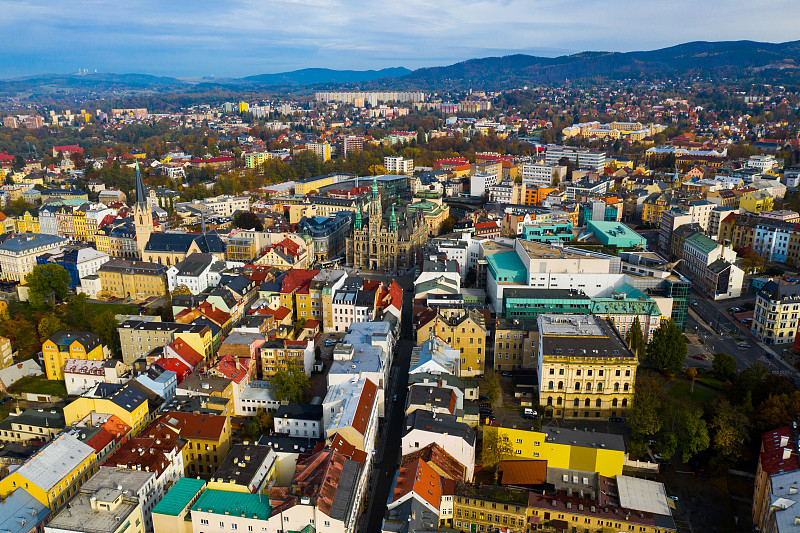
14,211,40,233
740,190,775,214
483,425,625,478
64,384,150,436
42,331,105,380
97,259,168,300
0,432,97,511
152,477,207,533
417,308,487,377
157,412,232,479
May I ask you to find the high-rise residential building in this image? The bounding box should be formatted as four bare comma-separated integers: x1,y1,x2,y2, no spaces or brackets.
384,156,414,175
308,142,331,162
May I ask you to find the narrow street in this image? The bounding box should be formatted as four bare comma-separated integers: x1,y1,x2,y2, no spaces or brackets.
361,279,414,533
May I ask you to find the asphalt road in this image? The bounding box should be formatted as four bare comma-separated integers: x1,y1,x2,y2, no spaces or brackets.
686,289,796,380
360,275,414,533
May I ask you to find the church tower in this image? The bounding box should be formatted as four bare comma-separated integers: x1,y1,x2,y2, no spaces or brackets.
133,162,153,259
368,176,381,234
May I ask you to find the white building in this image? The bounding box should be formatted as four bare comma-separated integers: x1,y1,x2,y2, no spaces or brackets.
401,410,475,480
384,156,414,175
747,155,778,172
545,145,606,171
274,404,323,439
429,232,487,280
682,232,743,300
235,380,281,416
81,467,161,532
166,253,226,294
522,163,567,187
331,290,375,333
0,233,68,282
64,359,129,396
469,171,500,197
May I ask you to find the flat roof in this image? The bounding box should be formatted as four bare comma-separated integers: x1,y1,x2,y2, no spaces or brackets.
615,475,672,516
543,426,625,452
191,489,272,520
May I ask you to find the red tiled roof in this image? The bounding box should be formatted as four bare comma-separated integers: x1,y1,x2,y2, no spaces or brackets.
401,443,465,481
167,339,203,369
156,412,228,441
280,269,319,294
85,427,116,453
105,421,185,477
329,433,368,466
760,426,800,476
352,378,378,437
210,354,249,384
497,460,547,486
153,357,191,384
54,145,83,154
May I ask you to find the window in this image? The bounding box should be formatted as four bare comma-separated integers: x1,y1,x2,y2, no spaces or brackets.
231,525,238,530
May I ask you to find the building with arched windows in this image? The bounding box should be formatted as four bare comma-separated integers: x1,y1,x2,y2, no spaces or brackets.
345,176,427,271
537,314,637,421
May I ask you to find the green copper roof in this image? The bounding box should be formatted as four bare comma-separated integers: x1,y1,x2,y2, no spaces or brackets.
684,232,718,254
152,478,206,516
191,489,272,520
486,251,527,283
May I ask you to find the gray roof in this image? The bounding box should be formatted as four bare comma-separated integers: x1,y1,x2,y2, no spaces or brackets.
542,425,625,452
212,444,273,486
0,409,65,432
407,386,454,411
0,488,50,533
404,410,475,446
257,434,322,453
328,458,361,521
0,233,66,253
275,404,323,421
175,253,219,276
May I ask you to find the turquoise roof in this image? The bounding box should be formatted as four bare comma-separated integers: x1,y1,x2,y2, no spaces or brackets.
684,232,718,254
191,489,272,520
152,477,206,516
486,251,527,283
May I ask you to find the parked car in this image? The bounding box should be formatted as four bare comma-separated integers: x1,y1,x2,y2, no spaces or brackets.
479,408,494,415
324,339,337,346
479,394,489,401
692,299,698,306
668,496,679,501
522,413,536,420
478,403,492,409
609,417,626,423
392,394,398,402
501,371,512,377
691,354,705,360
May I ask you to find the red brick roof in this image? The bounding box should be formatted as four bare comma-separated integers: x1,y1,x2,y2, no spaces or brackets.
167,339,204,369
153,357,191,384
329,433,368,466
54,145,83,154
280,269,319,294
401,443,465,481
393,458,442,510
104,422,184,477
156,412,228,441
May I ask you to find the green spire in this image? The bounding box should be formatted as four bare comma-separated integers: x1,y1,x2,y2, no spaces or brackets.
372,176,379,199
354,204,362,230
389,203,397,232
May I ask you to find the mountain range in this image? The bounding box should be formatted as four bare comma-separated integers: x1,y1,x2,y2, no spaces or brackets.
1,40,798,98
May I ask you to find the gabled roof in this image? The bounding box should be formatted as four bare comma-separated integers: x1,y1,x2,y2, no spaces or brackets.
392,458,442,510
400,443,465,481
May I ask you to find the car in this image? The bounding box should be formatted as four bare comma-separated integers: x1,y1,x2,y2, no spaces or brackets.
668,496,679,501
692,299,698,306
691,354,705,360
522,413,536,420
0,397,12,404
392,394,398,402
479,394,489,401
501,371,512,377
742,318,753,324
324,339,337,346
479,403,492,409
483,415,496,422
479,408,494,415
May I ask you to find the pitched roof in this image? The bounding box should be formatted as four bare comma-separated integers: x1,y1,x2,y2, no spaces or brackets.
497,460,548,486
392,458,442,510
157,412,228,441
400,443,465,481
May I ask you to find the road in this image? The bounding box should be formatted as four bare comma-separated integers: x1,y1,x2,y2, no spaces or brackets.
686,289,796,381
360,274,414,533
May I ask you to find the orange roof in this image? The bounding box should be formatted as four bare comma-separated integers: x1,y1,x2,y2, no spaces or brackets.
392,458,442,510
101,414,132,440
210,354,249,384
329,433,368,465
401,443,465,481
167,339,203,369
497,460,548,486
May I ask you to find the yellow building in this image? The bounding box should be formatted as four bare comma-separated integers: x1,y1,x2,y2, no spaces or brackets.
0,432,97,511
14,211,40,233
177,374,235,417
294,174,340,196
243,151,276,169
740,190,775,214
453,486,529,533
64,384,150,436
493,318,537,371
0,408,65,443
753,281,800,345
160,412,232,479
259,339,312,376
97,259,168,299
483,425,625,478
206,444,278,494
407,199,450,235
641,192,674,224
118,320,213,366
307,142,331,162
94,230,112,256
417,308,486,377
42,331,105,380
238,102,249,113
538,314,637,420
72,208,88,241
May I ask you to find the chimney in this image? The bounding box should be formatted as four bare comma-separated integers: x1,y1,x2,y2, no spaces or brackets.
781,435,790,448
784,448,793,460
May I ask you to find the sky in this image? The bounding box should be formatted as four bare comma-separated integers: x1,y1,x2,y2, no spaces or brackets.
2,0,799,79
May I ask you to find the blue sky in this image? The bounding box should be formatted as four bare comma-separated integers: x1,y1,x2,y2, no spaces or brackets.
2,0,799,79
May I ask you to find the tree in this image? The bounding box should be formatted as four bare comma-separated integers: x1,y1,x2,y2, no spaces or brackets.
483,369,501,403
625,316,646,359
0,316,37,359
368,164,388,176
233,211,264,231
171,285,192,296
37,314,66,342
710,399,750,465
244,408,274,441
676,407,710,463
25,264,71,308
740,249,765,274
754,391,800,432
685,367,698,392
481,427,514,482
551,171,560,187
90,311,120,358
271,362,310,403
646,319,686,375
628,377,663,439
65,293,90,330
711,352,737,381
439,215,457,235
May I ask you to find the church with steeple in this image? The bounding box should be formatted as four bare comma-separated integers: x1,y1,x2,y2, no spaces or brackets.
346,176,427,271
133,162,154,258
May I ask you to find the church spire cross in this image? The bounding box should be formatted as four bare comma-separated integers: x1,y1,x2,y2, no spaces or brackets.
134,162,147,206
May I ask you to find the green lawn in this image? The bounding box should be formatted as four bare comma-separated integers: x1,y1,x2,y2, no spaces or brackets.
667,381,720,404
84,302,139,315
697,376,725,390
9,376,67,397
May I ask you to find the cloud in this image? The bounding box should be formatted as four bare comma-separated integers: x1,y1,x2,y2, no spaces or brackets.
1,0,799,77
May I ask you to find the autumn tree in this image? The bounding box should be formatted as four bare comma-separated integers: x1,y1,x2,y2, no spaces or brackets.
481,427,514,482
233,211,264,231
0,316,38,359
90,311,121,358
711,352,737,381
710,399,750,465
740,250,765,274
271,362,310,403
754,391,800,432
244,408,274,441
483,369,501,403
685,367,698,392
37,314,66,342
